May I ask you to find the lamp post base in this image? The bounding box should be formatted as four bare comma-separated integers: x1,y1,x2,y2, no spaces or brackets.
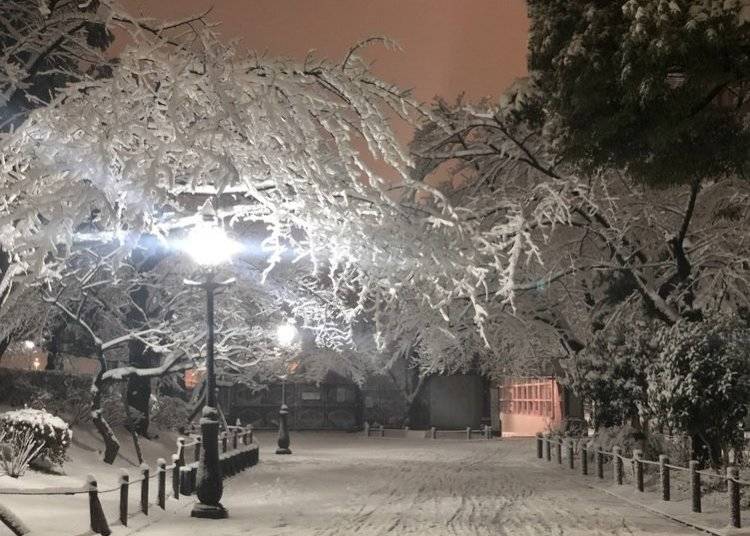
275,447,292,455
191,503,228,519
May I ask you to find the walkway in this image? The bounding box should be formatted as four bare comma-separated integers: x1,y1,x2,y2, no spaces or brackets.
137,432,700,535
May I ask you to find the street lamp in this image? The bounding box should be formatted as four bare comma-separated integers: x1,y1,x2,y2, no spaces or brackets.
181,222,240,520
276,322,297,455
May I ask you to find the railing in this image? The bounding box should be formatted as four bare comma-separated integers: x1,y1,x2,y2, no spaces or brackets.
535,434,749,529
363,422,494,440
0,425,258,536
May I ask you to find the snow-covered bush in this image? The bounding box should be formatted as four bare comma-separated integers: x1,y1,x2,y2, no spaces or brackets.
0,408,72,476
646,314,750,466
563,321,656,429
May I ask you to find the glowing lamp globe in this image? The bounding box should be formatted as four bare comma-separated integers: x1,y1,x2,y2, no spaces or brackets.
182,225,242,266
277,323,298,347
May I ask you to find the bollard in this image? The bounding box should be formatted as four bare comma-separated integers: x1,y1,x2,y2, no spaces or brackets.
728,466,741,528
248,425,254,444
233,429,238,450
171,453,181,499
581,442,588,476
119,470,129,526
180,466,193,495
545,436,551,461
87,475,112,536
556,440,562,465
157,458,166,510
140,464,149,515
194,437,202,463
536,434,543,459
431,427,437,439
364,422,370,437
633,449,644,492
484,425,491,439
613,446,623,485
568,440,575,470
466,426,472,440
596,447,604,479
659,455,670,501
689,460,701,513
222,432,228,453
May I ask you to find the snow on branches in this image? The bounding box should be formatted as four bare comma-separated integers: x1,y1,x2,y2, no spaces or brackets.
0,29,563,364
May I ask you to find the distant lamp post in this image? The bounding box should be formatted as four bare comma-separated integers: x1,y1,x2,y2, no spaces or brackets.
276,322,298,455
181,218,240,520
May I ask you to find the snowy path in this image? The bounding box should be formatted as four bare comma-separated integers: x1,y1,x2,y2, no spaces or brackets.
136,432,699,536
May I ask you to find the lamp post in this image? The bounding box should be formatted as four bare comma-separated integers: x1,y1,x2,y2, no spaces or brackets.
181,220,240,520
275,322,297,455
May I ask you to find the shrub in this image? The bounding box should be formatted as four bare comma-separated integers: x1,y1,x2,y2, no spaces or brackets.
646,314,750,467
0,408,72,476
562,321,656,429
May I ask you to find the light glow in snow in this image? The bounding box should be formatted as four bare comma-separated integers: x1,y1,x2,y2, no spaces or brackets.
180,225,243,266
277,322,298,346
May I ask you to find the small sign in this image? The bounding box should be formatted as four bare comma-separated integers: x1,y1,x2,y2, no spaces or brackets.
301,391,321,401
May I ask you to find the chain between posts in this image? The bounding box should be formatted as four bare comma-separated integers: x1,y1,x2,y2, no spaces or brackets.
533,436,750,528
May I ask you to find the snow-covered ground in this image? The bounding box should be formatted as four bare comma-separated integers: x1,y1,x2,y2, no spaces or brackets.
130,432,700,536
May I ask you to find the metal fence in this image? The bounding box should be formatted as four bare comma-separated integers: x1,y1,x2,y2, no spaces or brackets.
535,434,749,529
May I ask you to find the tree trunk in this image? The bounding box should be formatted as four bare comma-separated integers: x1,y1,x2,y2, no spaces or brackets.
45,321,65,371
125,341,153,437
0,337,9,365
123,241,166,438
91,349,120,464
0,503,31,536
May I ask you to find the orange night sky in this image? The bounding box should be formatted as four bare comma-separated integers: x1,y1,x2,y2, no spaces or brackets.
121,0,529,104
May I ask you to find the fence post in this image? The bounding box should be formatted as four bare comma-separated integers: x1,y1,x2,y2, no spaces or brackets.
581,442,588,476
466,426,472,440
485,425,491,439
728,465,741,528
596,446,604,479
536,434,543,459
568,439,575,470
633,449,644,492
140,464,150,515
556,440,562,465
87,475,112,536
689,460,701,513
119,470,129,526
194,436,202,463
157,458,166,510
431,427,437,439
175,438,186,496
659,455,670,501
364,422,370,437
544,436,551,461
171,453,181,499
613,446,623,485
380,424,385,437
